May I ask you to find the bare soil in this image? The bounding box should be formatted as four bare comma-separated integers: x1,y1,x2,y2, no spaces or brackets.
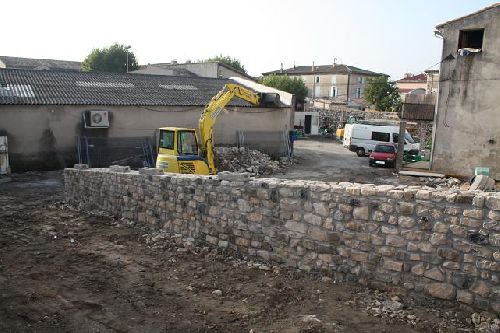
0,171,475,332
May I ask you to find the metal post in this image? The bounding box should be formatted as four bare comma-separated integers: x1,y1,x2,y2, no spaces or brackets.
396,121,406,172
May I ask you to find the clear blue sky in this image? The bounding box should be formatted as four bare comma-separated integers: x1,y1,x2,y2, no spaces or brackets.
1,0,494,79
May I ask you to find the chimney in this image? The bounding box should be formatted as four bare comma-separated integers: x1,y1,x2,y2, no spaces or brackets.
280,62,283,73
171,60,178,65
312,61,315,72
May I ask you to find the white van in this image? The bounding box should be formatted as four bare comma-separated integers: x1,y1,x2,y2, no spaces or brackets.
343,123,420,157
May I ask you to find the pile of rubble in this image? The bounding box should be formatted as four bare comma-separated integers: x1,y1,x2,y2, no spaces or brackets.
214,147,290,176
419,176,463,189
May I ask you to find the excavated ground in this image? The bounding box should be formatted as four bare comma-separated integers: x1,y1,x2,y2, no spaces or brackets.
0,171,481,332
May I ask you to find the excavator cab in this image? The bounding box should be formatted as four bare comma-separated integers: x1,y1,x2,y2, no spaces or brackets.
156,127,210,175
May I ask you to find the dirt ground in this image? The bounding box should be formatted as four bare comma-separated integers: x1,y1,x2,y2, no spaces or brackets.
276,138,426,186
0,171,478,332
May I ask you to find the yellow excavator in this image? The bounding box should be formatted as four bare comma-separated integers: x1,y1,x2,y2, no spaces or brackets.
155,83,280,175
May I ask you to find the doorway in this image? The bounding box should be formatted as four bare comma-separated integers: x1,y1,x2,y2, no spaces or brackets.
304,115,312,134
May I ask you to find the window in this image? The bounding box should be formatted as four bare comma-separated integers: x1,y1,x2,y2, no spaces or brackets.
372,131,390,142
331,76,337,84
458,29,484,50
178,130,198,155
357,76,362,83
392,133,399,143
330,86,337,97
315,76,320,84
159,130,174,149
355,87,362,98
374,145,395,153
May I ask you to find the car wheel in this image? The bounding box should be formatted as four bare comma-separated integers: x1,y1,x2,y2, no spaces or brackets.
356,148,365,157
369,161,374,167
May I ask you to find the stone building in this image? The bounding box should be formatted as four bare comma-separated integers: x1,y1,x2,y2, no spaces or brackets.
262,63,385,108
431,3,500,180
0,69,292,171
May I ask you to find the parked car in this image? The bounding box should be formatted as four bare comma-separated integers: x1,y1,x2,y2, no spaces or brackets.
369,143,397,167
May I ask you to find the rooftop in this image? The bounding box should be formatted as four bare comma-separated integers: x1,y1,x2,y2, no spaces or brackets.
436,3,500,28
262,64,385,76
0,56,81,72
397,73,427,83
0,69,281,107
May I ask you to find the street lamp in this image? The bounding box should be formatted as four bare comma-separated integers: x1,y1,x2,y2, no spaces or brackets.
125,45,131,73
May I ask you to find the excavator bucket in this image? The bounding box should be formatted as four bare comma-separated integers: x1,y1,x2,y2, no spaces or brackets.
259,93,281,107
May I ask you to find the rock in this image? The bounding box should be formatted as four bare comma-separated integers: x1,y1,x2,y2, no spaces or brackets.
321,276,332,283
301,315,321,323
212,289,223,296
138,168,164,175
381,300,403,311
109,165,131,173
470,175,495,191
214,147,288,176
73,164,88,169
426,283,456,300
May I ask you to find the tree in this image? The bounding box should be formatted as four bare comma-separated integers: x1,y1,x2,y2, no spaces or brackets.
81,43,138,73
203,55,247,74
363,76,401,111
259,74,308,104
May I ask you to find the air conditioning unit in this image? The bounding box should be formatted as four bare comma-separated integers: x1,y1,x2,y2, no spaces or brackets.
83,110,110,128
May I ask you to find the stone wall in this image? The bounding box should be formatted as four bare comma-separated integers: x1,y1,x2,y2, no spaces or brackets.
65,168,499,314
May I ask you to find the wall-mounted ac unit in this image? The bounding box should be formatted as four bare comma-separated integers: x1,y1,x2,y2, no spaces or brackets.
83,110,110,128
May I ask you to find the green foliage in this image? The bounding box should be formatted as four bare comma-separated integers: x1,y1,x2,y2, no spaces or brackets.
203,55,247,74
363,76,401,111
81,43,138,73
259,75,308,103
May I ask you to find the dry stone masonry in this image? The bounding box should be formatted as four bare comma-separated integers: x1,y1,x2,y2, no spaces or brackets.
64,168,500,314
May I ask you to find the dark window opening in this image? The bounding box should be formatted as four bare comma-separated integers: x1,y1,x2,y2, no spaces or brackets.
159,130,174,149
458,29,484,50
178,130,198,155
374,145,395,153
371,131,390,142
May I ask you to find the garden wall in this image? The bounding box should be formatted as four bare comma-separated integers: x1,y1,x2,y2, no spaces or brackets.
64,168,499,314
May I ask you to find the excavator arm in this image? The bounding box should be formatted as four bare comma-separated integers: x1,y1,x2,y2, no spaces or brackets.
198,84,279,174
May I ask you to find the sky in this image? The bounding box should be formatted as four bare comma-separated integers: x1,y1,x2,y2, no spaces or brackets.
1,0,494,79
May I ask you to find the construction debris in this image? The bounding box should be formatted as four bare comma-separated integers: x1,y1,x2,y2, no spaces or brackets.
469,175,496,191
214,147,290,176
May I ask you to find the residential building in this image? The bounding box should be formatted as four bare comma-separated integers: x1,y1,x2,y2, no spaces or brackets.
0,56,81,71
424,69,440,94
262,63,385,107
131,61,254,80
431,3,500,180
0,69,292,171
396,73,427,94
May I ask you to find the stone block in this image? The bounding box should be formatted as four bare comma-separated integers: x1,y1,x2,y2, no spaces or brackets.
109,165,131,173
304,213,322,226
308,226,327,242
350,250,368,262
371,234,385,245
381,226,399,234
411,263,425,276
456,290,474,304
430,233,448,246
235,237,250,247
313,203,329,217
206,235,218,245
424,267,445,281
285,221,308,234
416,190,431,200
433,222,449,233
426,283,456,300
386,234,406,247
398,216,416,228
437,247,460,261
401,230,423,241
398,202,415,215
463,209,484,219
139,168,164,175
73,164,89,169
485,196,500,211
469,280,490,297
346,221,362,231
442,261,460,270
353,206,370,220
382,258,403,272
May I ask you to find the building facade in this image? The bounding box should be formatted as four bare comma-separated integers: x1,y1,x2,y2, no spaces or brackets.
0,69,292,171
262,64,384,107
431,3,500,179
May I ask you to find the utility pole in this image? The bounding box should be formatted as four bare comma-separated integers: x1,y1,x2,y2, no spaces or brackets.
125,45,131,73
396,121,406,172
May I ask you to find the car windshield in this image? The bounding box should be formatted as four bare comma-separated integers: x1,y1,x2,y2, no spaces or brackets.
405,132,415,144
178,131,198,155
374,145,395,153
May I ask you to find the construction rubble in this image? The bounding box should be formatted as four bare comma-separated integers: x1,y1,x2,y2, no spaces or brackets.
214,146,291,176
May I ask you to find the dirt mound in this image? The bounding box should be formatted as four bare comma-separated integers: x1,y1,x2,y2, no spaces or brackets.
214,146,289,176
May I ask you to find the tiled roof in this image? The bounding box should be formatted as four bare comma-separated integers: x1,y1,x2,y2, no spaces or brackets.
397,73,427,83
0,69,269,107
0,56,81,71
262,64,385,76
